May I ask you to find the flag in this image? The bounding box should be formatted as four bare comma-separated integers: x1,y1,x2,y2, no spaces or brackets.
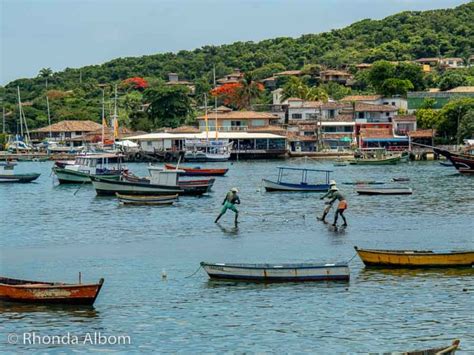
113,118,119,139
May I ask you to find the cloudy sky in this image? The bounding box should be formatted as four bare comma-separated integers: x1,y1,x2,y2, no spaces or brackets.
1,0,469,84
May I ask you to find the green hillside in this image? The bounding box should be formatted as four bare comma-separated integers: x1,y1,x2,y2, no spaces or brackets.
1,2,473,133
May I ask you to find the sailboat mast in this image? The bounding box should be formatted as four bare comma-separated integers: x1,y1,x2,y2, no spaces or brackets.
101,88,105,146
17,86,23,138
2,106,5,134
204,93,209,143
213,66,218,140
46,95,52,139
113,84,118,142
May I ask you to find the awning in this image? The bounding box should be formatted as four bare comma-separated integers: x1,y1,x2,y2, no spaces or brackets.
363,138,409,143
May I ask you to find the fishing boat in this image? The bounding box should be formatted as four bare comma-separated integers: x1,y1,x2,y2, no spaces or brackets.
262,167,332,192
17,156,50,162
434,147,474,175
116,193,178,206
354,247,474,268
400,339,460,355
164,164,228,176
356,187,413,195
392,177,410,182
439,161,454,167
350,148,401,165
0,276,104,305
200,262,350,282
122,170,215,195
184,140,232,162
52,153,126,184
0,162,40,183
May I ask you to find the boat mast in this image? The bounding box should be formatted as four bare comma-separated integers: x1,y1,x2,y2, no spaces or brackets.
2,105,5,134
204,93,209,143
113,84,118,142
213,65,218,141
101,88,105,146
46,94,52,139
17,86,24,138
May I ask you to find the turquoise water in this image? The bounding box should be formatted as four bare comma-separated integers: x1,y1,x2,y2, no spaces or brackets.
1,160,473,353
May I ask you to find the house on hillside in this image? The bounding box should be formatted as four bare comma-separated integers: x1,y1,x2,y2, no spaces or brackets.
440,57,464,69
392,115,417,135
30,120,102,146
320,70,353,85
196,107,280,132
165,73,195,94
355,63,372,70
216,69,244,85
341,94,407,111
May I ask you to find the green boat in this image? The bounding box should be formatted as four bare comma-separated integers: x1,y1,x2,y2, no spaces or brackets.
349,155,401,165
17,156,50,162
350,148,402,165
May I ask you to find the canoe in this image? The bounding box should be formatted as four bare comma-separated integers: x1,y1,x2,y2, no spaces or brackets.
402,339,460,355
0,276,104,305
356,187,413,195
116,193,178,205
0,173,41,183
354,247,474,268
349,155,401,165
164,164,228,176
392,177,410,182
262,179,330,192
200,262,350,282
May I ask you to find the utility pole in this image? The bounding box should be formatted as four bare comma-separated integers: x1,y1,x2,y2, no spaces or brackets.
2,105,5,134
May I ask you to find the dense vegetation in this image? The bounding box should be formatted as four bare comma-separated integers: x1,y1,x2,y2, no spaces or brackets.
1,2,473,135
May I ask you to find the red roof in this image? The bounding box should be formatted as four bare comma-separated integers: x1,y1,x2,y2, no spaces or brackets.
408,129,435,138
393,115,416,122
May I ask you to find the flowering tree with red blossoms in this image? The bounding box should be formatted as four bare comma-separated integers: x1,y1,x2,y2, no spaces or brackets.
210,75,263,110
121,77,149,90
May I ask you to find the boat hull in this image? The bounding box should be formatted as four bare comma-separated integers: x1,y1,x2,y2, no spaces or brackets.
201,262,350,282
53,167,121,184
262,179,329,192
116,193,178,205
90,176,184,196
355,247,474,268
0,277,104,305
350,156,401,165
164,164,228,176
0,173,41,183
434,148,474,174
356,187,413,195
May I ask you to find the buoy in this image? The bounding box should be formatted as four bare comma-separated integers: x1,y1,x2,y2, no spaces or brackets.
161,269,167,279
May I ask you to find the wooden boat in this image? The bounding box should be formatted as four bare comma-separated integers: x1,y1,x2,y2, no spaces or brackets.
183,140,232,162
17,156,49,162
201,262,350,282
392,177,410,182
356,187,413,195
0,276,104,305
0,162,40,183
52,153,125,184
164,164,228,176
54,160,75,168
262,167,333,192
354,247,474,268
343,180,385,185
434,147,474,175
351,148,401,165
439,161,454,167
91,175,184,196
116,193,178,205
350,155,401,165
401,339,460,355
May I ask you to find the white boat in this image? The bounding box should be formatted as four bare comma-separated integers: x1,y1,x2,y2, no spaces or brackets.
200,262,350,282
184,140,232,162
356,187,413,195
52,153,125,184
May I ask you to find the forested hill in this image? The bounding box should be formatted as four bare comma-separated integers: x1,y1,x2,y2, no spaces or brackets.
5,2,473,93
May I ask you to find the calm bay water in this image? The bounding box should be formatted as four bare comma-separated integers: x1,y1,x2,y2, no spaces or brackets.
1,160,473,353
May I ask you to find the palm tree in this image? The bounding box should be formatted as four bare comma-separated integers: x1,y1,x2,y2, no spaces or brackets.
282,76,328,102
38,67,53,88
235,74,263,110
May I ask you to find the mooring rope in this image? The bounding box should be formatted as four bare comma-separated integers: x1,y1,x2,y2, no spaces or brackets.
347,252,358,264
185,265,203,278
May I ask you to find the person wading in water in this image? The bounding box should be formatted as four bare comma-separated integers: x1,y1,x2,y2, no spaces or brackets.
215,187,240,225
328,187,348,227
317,180,337,223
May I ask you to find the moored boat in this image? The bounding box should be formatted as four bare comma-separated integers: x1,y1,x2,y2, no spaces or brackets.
342,180,385,185
400,339,460,355
350,155,401,165
262,167,332,192
164,164,228,176
0,276,104,305
116,193,178,205
350,148,401,165
201,262,350,282
434,147,474,175
354,246,474,268
356,187,412,195
52,153,126,184
0,162,41,183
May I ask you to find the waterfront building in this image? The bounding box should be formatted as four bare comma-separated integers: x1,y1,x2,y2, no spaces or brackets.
30,120,102,146
195,108,280,132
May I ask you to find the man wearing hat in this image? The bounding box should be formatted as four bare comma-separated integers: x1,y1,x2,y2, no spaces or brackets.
215,187,240,224
317,180,337,223
327,187,348,227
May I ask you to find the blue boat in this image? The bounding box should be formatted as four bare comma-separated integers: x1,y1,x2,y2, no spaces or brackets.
262,166,332,192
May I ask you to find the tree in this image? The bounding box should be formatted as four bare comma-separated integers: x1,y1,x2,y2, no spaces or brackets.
416,109,441,129
120,77,149,91
437,98,474,141
234,74,264,109
380,78,414,96
438,72,468,91
144,85,192,128
458,109,474,140
419,98,437,109
281,77,308,100
367,61,396,92
395,62,425,91
38,68,53,78
321,82,351,100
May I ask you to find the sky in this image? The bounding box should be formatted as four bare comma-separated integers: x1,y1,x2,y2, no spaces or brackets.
0,0,470,84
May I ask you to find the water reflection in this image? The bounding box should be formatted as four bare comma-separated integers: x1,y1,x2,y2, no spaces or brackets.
0,302,100,320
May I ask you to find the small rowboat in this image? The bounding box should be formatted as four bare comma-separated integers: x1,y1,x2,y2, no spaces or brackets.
164,164,228,176
0,162,40,183
116,193,178,205
263,167,333,192
356,187,413,195
343,180,385,185
200,262,350,282
0,276,104,305
402,339,460,355
392,177,410,182
349,155,401,165
354,247,474,268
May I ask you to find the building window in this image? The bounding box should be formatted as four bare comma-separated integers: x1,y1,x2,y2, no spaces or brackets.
392,102,396,106
328,110,335,119
147,141,152,146
386,112,390,116
292,113,302,119
252,119,265,127
358,112,365,119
